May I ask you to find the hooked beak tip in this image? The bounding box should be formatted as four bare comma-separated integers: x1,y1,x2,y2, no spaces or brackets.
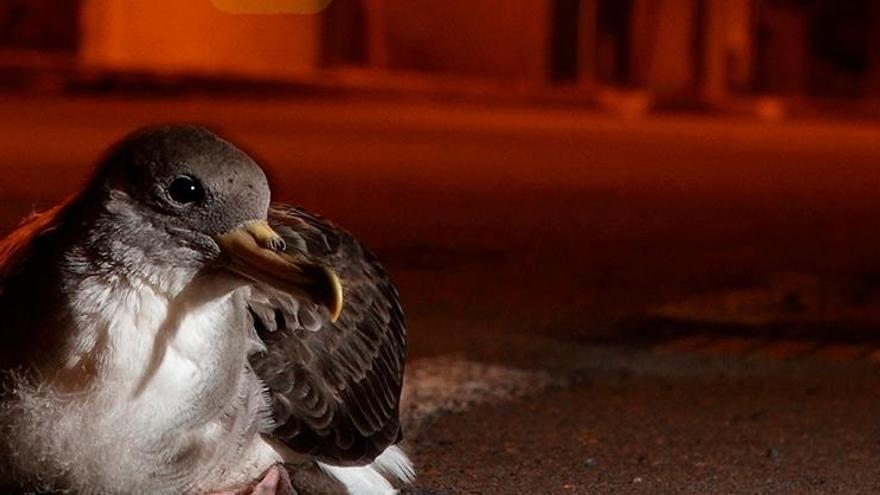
215,220,344,322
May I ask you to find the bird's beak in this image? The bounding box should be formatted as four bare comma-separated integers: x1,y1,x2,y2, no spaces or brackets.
215,220,343,322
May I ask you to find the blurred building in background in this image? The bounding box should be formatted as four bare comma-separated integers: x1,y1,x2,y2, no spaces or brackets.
1,0,879,105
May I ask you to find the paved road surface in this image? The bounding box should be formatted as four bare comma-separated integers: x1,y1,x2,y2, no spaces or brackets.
405,348,880,494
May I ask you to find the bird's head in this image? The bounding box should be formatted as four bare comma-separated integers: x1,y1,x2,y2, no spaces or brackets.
87,125,342,319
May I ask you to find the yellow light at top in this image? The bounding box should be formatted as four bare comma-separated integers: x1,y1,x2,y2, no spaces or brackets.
211,0,333,15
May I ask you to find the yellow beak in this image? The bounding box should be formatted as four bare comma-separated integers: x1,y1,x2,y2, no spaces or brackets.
214,220,343,322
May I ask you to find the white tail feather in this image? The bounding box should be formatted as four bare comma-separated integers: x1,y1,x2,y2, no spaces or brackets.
372,445,415,484
317,445,415,495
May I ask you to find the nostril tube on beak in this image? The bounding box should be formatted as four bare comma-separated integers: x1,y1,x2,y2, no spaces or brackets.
270,236,286,252
240,220,287,251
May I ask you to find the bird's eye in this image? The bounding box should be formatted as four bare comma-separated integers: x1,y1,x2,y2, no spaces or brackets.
167,175,205,205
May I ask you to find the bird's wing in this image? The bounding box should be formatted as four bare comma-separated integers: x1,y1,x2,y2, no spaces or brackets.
247,205,406,465
0,204,65,282
0,204,70,371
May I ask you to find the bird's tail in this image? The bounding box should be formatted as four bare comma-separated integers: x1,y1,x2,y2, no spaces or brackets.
317,445,415,495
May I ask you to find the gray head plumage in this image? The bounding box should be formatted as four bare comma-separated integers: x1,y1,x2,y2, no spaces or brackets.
97,125,270,248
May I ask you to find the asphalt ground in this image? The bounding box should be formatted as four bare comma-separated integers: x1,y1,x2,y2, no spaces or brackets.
405,348,880,494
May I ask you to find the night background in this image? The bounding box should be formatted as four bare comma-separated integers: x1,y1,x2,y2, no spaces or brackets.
2,1,880,492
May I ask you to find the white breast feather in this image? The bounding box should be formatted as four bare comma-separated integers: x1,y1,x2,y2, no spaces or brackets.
1,268,280,494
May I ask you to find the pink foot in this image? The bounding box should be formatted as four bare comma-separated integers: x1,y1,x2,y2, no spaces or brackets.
208,464,295,495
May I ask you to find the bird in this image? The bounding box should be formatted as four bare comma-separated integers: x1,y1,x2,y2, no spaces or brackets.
0,126,413,495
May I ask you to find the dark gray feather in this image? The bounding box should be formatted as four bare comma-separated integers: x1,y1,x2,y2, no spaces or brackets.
248,205,406,466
